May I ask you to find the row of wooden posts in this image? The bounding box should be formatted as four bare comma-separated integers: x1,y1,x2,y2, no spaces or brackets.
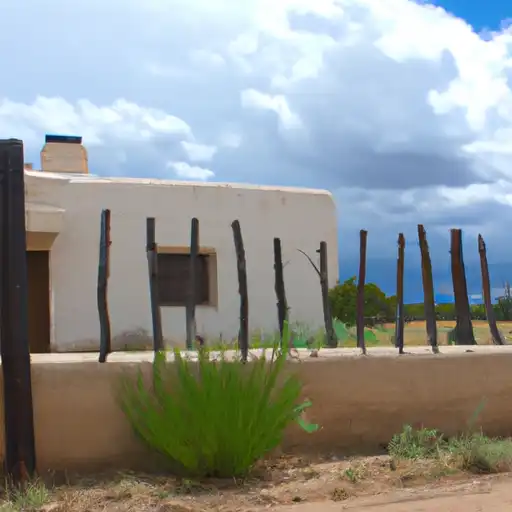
96,212,339,362
96,214,505,363
361,226,504,353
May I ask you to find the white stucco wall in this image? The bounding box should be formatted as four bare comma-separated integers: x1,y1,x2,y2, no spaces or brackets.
25,171,339,351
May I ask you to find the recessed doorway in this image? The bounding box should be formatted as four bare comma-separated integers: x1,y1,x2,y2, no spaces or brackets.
26,250,51,353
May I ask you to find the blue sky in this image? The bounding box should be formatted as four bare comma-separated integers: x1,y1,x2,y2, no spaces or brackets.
1,0,512,299
434,0,509,32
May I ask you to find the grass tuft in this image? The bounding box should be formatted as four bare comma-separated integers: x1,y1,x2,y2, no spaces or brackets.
388,424,512,474
119,321,317,479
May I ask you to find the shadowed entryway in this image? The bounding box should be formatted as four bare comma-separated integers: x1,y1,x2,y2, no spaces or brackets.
27,250,50,353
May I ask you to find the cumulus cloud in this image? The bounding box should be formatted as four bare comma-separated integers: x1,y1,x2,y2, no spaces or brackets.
2,0,512,266
180,141,218,162
167,161,215,180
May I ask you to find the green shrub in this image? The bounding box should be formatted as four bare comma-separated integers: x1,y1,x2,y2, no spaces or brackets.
388,424,445,459
119,322,317,478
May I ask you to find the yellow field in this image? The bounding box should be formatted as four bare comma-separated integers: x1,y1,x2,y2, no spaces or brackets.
376,320,512,346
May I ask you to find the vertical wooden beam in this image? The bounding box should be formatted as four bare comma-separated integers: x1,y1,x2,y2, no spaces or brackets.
98,209,112,362
319,241,337,348
357,230,368,354
186,218,199,350
273,238,288,343
478,234,504,345
418,225,438,353
395,233,405,354
450,229,476,345
146,218,163,352
232,220,249,362
0,139,36,483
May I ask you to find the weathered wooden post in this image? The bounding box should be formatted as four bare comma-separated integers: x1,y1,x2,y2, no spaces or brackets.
232,220,249,362
478,234,505,345
98,209,112,362
273,238,288,343
319,241,337,348
186,218,199,350
418,225,438,353
395,233,405,354
146,218,164,352
0,139,37,483
450,229,476,345
357,230,368,354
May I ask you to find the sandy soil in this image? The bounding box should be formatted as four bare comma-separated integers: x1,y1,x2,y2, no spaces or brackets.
274,476,512,511
26,455,512,511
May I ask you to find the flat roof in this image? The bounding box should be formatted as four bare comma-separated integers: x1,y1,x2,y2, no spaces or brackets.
24,170,332,197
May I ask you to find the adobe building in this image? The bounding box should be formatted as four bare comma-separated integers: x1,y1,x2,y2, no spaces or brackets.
24,135,338,352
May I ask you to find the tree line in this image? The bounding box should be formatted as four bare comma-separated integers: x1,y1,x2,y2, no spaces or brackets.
329,277,512,326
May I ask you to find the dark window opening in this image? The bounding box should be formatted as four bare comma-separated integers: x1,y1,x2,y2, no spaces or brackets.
157,253,210,306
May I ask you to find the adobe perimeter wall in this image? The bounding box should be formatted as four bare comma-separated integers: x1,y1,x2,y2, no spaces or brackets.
1,347,511,473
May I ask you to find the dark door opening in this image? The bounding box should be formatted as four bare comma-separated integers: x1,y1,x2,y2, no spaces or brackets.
26,250,51,353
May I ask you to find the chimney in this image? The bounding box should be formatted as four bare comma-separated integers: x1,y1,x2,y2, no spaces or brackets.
24,163,33,170
40,134,89,174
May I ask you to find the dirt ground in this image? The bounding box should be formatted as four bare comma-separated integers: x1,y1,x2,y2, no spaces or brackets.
278,477,512,511
16,455,512,512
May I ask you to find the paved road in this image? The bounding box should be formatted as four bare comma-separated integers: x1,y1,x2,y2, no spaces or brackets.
271,477,512,511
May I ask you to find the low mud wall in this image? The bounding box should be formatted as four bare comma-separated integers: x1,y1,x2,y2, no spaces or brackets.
0,347,511,472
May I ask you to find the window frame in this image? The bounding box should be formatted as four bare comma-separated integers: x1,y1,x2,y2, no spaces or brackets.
155,246,218,308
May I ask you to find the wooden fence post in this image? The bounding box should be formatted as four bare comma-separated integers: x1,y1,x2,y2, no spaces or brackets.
418,225,439,353
395,233,405,354
0,139,36,483
319,242,337,348
146,218,164,352
357,230,368,354
478,234,505,345
186,218,199,350
232,220,249,362
98,209,112,363
450,229,476,345
273,238,288,343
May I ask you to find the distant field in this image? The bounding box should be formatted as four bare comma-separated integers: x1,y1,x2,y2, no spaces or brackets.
376,320,512,346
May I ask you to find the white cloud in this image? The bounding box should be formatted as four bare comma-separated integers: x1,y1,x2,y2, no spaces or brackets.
0,97,192,146
2,0,512,265
241,89,303,129
168,161,215,180
180,141,218,162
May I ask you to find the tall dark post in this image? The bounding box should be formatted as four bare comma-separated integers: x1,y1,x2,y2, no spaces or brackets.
394,233,405,354
319,241,337,348
356,230,368,354
98,209,112,363
450,229,476,345
273,238,288,342
478,234,505,345
186,218,199,350
232,220,249,362
146,218,163,352
418,225,438,353
0,139,36,483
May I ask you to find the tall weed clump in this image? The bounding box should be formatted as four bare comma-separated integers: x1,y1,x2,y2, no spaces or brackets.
119,322,316,478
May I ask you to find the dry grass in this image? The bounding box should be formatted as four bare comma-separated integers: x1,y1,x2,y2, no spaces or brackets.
1,450,510,511
371,320,512,346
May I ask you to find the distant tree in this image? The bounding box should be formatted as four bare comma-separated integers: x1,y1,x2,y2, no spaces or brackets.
470,304,486,320
329,277,357,326
435,303,456,320
329,277,392,326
